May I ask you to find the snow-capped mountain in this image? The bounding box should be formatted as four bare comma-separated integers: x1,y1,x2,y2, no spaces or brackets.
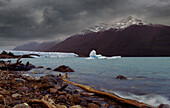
47,16,170,57
15,16,170,57
82,23,109,33
82,16,149,33
111,16,148,29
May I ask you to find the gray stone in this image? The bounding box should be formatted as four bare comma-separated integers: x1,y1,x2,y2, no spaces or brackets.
57,95,68,103
12,93,21,98
56,104,67,108
88,103,100,108
13,103,31,108
70,105,82,108
68,94,82,105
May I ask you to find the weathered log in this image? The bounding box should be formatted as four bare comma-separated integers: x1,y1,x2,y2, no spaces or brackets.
0,54,39,71
16,54,40,64
61,77,155,108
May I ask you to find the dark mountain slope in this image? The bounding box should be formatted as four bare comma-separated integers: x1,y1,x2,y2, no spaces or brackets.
47,25,170,57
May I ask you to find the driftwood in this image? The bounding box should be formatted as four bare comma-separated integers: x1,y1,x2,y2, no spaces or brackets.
61,77,155,108
16,54,40,64
0,54,40,71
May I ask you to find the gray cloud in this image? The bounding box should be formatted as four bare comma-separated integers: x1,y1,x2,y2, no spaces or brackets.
0,0,170,49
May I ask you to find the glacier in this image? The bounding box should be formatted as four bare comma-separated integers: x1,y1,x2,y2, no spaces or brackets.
2,50,78,58
87,50,121,59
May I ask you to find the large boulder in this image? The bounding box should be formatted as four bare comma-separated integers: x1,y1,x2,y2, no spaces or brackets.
158,104,170,108
68,94,82,105
53,65,74,72
115,75,127,80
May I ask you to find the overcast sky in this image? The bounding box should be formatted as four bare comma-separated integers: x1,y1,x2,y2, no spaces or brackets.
0,0,170,49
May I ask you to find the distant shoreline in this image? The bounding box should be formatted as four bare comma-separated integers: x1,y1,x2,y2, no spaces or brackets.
1,50,170,58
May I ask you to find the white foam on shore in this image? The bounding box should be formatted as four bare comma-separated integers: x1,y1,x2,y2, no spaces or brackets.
101,88,170,107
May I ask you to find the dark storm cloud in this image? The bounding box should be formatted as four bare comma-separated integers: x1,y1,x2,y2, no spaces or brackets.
0,0,170,49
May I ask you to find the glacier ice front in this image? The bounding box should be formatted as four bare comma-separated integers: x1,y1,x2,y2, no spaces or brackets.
87,50,121,59
8,50,78,58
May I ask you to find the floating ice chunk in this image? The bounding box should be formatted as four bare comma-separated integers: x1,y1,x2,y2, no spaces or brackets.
87,50,121,59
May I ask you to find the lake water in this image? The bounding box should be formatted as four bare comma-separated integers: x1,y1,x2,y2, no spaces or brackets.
2,57,170,106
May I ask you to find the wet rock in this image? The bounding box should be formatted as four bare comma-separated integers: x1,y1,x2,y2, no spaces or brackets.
14,78,27,83
38,83,53,90
56,104,67,108
37,66,44,68
12,93,21,98
0,90,10,95
68,94,82,105
93,101,101,107
22,76,34,82
50,88,58,94
115,75,127,80
158,104,170,108
57,95,68,103
53,65,74,72
88,103,100,108
46,68,52,70
0,95,4,104
102,103,109,108
80,100,88,107
58,91,67,96
18,87,29,91
32,72,38,74
0,87,4,91
12,101,22,106
39,74,62,84
0,104,4,108
13,103,31,108
28,99,56,108
34,92,40,95
83,98,93,103
70,105,82,108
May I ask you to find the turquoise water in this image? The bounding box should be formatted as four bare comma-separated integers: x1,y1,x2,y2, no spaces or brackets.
3,57,170,106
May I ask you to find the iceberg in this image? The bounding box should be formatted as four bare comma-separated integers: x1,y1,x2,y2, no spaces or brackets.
87,50,121,59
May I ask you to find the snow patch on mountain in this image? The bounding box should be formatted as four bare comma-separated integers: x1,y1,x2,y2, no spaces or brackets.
82,16,149,34
112,16,148,29
82,23,110,34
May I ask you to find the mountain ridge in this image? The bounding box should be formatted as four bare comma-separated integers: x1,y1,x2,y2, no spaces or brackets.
14,16,170,57
47,24,170,57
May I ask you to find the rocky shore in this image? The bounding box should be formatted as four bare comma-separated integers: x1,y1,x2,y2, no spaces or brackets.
0,55,168,108
0,51,39,59
0,70,129,108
